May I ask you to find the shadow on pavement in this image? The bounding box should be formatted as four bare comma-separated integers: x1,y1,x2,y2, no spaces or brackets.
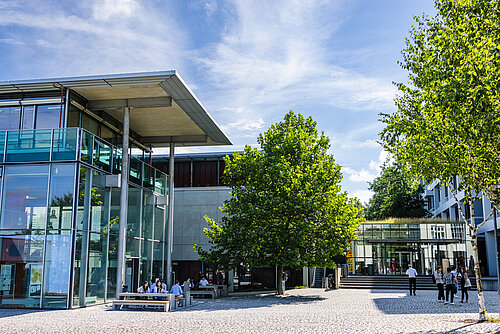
183,293,327,312
373,294,482,315
0,308,53,319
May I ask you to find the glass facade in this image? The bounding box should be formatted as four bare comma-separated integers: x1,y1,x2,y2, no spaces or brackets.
348,221,473,276
0,127,169,309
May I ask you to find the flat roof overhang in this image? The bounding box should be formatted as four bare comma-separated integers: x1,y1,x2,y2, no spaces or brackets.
0,71,232,148
365,239,463,244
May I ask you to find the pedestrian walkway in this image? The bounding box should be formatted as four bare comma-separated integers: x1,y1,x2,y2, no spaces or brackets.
0,289,498,333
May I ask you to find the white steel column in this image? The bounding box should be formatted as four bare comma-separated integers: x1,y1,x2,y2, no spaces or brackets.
116,106,130,298
166,142,175,288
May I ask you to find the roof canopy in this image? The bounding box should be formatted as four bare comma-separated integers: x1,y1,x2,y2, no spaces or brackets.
0,71,231,147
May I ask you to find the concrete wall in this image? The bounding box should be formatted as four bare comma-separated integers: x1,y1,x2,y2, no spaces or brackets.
172,187,231,261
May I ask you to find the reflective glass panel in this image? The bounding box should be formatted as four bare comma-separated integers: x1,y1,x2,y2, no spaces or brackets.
89,171,110,233
140,240,152,284
36,105,61,129
52,128,78,161
86,233,107,305
93,139,111,172
0,106,21,131
112,148,122,175
126,237,140,258
153,206,165,241
21,106,35,130
0,132,4,162
48,164,75,230
107,234,118,300
42,230,71,309
129,156,142,186
76,166,92,231
0,165,49,230
109,188,120,235
0,232,45,308
154,171,166,196
143,165,154,191
81,114,99,136
80,131,93,164
152,241,163,280
142,191,154,240
127,186,141,238
72,231,85,307
6,129,51,162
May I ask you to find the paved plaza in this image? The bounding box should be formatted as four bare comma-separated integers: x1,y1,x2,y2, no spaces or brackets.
0,289,499,333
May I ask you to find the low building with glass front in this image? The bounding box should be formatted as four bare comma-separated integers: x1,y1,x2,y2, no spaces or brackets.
0,72,230,309
348,219,472,276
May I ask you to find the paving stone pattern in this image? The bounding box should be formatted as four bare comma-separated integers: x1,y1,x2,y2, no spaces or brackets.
0,289,499,333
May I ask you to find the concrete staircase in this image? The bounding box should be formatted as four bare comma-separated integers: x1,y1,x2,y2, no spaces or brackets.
340,275,477,290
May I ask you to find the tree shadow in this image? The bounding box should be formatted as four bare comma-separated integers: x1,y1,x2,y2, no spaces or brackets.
178,293,327,312
373,293,484,315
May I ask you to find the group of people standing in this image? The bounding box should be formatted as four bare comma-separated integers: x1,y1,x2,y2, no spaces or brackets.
433,266,472,304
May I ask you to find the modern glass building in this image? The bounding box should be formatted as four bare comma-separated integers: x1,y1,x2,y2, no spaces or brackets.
0,72,231,309
348,219,473,276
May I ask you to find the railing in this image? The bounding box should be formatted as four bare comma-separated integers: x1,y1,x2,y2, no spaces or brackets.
0,128,168,195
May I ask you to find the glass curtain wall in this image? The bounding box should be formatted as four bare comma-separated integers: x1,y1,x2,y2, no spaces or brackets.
351,222,471,276
0,127,169,309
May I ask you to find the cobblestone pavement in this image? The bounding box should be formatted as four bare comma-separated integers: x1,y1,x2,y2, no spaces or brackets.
0,289,499,333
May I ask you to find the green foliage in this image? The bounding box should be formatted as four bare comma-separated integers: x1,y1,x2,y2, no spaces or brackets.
365,158,428,220
196,111,362,272
380,0,500,206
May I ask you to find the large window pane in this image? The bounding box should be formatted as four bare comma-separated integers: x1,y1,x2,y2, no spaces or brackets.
153,206,165,241
0,106,21,131
142,191,154,240
0,232,45,308
107,234,118,299
72,231,85,307
129,156,142,186
0,132,4,163
80,131,93,164
154,170,166,195
48,164,75,230
152,241,163,280
36,104,62,129
1,165,49,230
6,130,51,162
109,188,120,235
86,233,107,305
89,171,110,233
76,166,92,231
127,186,141,238
42,230,71,309
140,240,152,284
81,114,99,136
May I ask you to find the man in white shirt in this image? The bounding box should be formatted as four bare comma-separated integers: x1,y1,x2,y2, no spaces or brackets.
406,265,418,295
199,276,209,287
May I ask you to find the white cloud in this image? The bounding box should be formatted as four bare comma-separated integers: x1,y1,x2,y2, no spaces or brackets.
342,167,378,183
0,38,24,45
0,0,187,77
194,0,396,142
92,0,138,21
351,189,374,204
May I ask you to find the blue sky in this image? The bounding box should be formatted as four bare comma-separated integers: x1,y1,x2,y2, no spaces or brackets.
0,0,436,203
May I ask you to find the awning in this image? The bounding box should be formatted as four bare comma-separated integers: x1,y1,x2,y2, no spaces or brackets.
0,71,232,148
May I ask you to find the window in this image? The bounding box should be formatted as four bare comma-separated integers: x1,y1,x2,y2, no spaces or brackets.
36,105,62,129
0,106,21,131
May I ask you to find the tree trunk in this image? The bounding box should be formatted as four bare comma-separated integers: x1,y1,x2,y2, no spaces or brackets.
471,236,487,321
277,265,284,295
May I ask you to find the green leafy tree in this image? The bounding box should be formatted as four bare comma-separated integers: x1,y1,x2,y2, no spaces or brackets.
365,159,428,220
196,111,363,294
380,0,500,320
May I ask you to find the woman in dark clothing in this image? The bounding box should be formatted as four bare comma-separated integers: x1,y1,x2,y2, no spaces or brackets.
460,268,470,303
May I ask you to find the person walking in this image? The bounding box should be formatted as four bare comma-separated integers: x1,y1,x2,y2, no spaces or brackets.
433,266,445,302
406,264,417,296
444,267,457,305
460,268,471,303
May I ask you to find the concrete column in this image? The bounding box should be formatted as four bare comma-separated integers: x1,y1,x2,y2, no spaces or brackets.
228,269,234,292
116,106,130,298
302,267,308,287
166,142,175,288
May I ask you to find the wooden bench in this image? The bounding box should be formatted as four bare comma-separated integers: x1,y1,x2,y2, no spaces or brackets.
175,297,186,307
190,290,216,299
112,299,170,312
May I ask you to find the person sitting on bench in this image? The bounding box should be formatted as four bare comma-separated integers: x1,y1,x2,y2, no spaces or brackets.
199,276,209,287
137,281,149,293
170,280,184,297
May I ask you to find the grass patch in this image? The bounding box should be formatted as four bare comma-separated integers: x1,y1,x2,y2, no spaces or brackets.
291,286,309,289
485,312,500,323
